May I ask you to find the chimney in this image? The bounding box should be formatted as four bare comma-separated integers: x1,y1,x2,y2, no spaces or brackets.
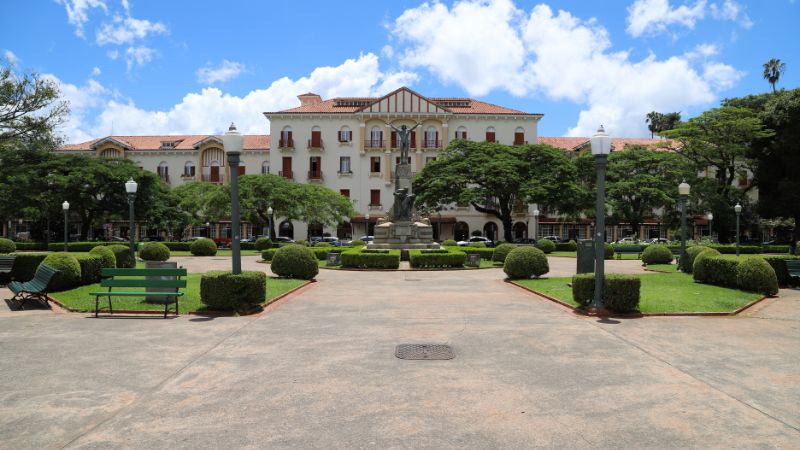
298,92,322,106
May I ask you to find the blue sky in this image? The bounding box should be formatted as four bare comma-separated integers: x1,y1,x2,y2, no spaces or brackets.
2,0,797,143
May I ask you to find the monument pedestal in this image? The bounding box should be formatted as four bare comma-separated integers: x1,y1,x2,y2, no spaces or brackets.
369,220,439,249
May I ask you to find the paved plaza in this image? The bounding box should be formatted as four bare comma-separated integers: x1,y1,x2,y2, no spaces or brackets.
1,258,798,448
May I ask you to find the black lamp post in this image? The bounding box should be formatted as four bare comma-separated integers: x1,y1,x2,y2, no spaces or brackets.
62,201,70,252
267,206,274,240
590,125,611,312
734,203,742,257
223,123,243,275
125,178,138,258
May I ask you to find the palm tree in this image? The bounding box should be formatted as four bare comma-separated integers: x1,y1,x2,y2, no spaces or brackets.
763,58,786,93
645,111,662,139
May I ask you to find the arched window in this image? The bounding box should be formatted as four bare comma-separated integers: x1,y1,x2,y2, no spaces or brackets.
157,162,169,183
514,126,525,145
184,161,196,177
279,220,294,239
424,126,439,148
454,222,470,241
280,126,293,148
308,222,324,240
338,125,352,142
310,125,322,148
485,126,496,143
369,126,383,148
455,126,467,140
483,222,498,241
261,161,270,174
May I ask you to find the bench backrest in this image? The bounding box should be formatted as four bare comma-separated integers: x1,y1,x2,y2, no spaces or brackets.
784,260,800,270
0,255,15,270
100,268,187,277
99,267,187,289
615,245,642,252
28,264,60,292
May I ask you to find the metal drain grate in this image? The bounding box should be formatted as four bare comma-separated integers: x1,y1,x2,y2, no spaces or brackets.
395,344,455,360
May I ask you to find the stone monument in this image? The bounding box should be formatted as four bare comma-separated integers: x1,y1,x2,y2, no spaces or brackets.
369,123,438,249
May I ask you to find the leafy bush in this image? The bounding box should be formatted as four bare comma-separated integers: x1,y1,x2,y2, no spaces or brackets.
140,242,170,261
9,253,48,281
108,244,135,268
691,248,723,283
310,247,330,260
680,246,708,273
46,242,119,252
314,242,332,248
503,246,549,279
89,245,117,269
190,238,217,256
534,238,555,254
492,243,517,263
295,240,310,247
40,253,81,291
341,249,401,269
449,246,495,260
254,237,273,250
708,245,762,254
762,245,790,254
271,244,318,280
604,243,615,260
74,254,103,284
641,244,673,265
11,242,48,251
442,239,457,246
162,242,191,251
261,248,278,261
761,255,800,286
555,240,577,252
200,270,267,311
737,257,779,296
0,238,16,254
572,273,641,313
408,250,466,268
468,242,486,248
350,239,366,247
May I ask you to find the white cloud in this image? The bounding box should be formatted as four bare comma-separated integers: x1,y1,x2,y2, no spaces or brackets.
44,73,116,143
4,49,19,66
386,1,742,137
58,53,418,142
684,43,719,60
626,0,707,38
196,60,247,85
107,49,119,60
125,46,155,71
91,66,102,76
96,14,167,46
56,0,108,38
710,0,752,28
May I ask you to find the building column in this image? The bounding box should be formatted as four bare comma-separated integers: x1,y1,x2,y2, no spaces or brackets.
415,126,423,152
383,150,392,184
415,149,423,174
441,122,449,149
358,122,366,154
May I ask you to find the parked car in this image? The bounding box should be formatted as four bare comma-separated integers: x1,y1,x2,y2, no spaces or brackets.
309,236,324,245
513,238,537,245
540,235,562,243
319,237,341,247
358,235,374,243
649,238,669,244
456,236,495,247
272,236,295,246
615,237,638,244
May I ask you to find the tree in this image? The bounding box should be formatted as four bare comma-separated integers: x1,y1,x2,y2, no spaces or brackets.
413,141,582,242
0,61,69,147
172,181,227,226
606,146,694,239
763,58,786,93
645,111,681,138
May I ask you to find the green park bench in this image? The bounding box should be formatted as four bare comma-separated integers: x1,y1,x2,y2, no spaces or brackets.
785,260,800,286
90,267,187,318
8,264,59,309
614,245,643,259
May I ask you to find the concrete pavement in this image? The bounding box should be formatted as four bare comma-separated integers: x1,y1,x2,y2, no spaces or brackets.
0,260,798,448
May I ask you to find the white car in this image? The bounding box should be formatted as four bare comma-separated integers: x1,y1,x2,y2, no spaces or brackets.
456,236,494,247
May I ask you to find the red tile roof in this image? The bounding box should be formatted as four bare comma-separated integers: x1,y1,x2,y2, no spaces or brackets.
58,135,269,152
538,136,678,151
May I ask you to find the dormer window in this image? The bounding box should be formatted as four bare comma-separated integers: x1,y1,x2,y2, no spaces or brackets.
160,141,177,149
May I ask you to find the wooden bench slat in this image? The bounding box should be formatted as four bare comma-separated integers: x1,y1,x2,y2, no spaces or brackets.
94,266,185,318
101,268,187,277
100,279,187,288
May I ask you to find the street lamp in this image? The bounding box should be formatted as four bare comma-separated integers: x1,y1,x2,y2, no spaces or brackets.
125,178,137,258
678,181,690,269
590,125,611,313
734,203,742,257
365,212,370,237
223,122,244,275
533,209,540,241
267,206,274,240
62,201,70,252
707,212,714,241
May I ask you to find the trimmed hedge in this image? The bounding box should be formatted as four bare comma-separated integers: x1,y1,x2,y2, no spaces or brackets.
47,241,115,252
447,246,495,260
737,257,779,296
40,252,81,291
271,244,319,280
254,237,273,250
555,240,577,252
492,243,517,263
442,239,457,246
535,238,555,254
190,238,218,256
261,248,277,261
310,248,330,260
314,242,332,248
761,255,800,286
350,239,366,247
604,243,615,260
162,242,192,251
341,249,401,269
503,246,549,279
468,242,486,248
762,245,790,254
200,270,267,311
694,254,779,296
11,242,48,251
9,253,48,282
74,254,103,284
708,244,762,254
572,273,641,313
139,242,170,261
89,245,117,269
680,246,709,273
691,248,723,283
641,244,673,265
0,238,16,254
408,250,466,268
108,244,135,268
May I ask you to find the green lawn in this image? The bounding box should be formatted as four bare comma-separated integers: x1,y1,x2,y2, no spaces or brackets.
51,274,307,314
645,263,678,273
514,272,760,313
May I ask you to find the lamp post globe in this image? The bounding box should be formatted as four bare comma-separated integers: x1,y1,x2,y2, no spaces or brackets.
678,181,690,270
734,203,742,256
267,206,274,240
223,122,244,275
62,201,70,252
589,125,611,313
124,177,138,259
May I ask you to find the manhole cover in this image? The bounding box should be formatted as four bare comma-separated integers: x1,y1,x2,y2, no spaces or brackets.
395,344,455,360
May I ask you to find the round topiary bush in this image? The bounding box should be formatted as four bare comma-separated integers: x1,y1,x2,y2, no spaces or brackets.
254,237,273,250
442,239,457,246
108,244,135,268
737,257,779,296
680,246,708,273
89,245,116,268
641,244,673,265
604,243,615,260
563,240,578,251
492,243,517,263
503,246,549,279
691,248,722,283
468,242,486,248
350,239,366,247
271,244,318,280
535,238,555,254
200,270,268,311
190,238,217,256
139,242,170,261
40,252,81,291
0,238,16,254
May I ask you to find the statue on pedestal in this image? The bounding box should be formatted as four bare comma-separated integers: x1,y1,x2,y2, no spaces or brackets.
389,123,420,163
392,188,416,222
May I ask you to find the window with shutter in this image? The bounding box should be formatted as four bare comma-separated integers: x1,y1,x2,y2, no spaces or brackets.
370,189,380,206
486,132,496,142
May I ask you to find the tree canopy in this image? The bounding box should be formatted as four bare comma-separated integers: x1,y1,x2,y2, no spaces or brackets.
762,58,786,93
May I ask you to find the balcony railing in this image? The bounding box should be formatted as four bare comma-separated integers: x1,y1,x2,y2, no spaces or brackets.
279,139,294,149
201,174,225,183
364,139,385,149
423,139,442,149
307,139,324,150
279,170,293,179
368,204,383,210
159,174,170,184
307,170,323,181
